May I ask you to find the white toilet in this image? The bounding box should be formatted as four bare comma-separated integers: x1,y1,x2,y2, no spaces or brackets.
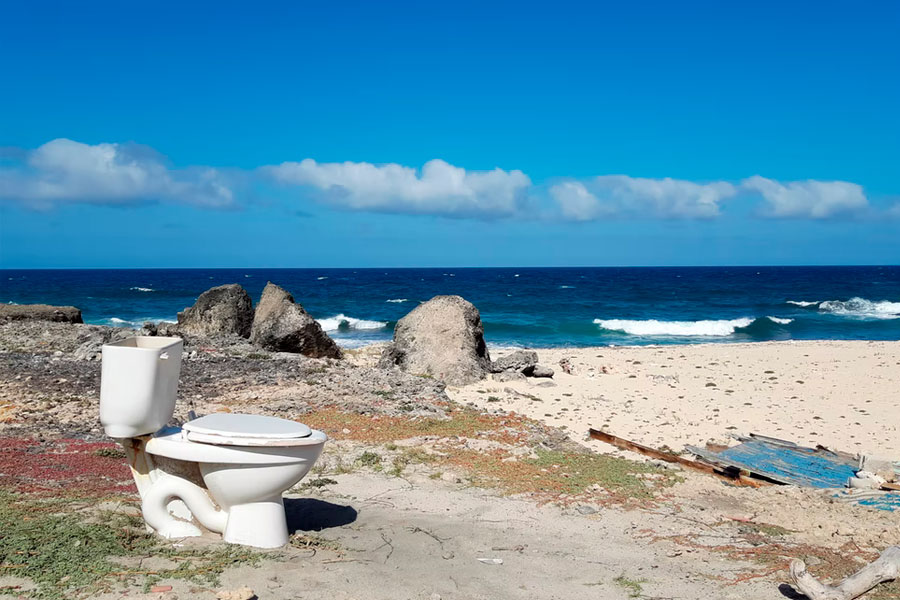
100,336,327,548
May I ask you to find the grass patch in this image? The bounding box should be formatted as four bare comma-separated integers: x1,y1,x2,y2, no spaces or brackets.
613,575,647,598
289,533,342,555
299,477,338,490
0,489,259,599
357,451,382,469
93,447,126,459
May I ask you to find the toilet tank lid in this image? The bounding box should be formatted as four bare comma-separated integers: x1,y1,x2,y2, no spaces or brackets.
183,413,312,439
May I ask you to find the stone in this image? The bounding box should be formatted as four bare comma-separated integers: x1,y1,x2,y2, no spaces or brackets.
527,364,554,378
492,371,527,382
176,284,253,338
378,295,491,385
250,282,342,358
215,587,255,600
491,350,538,373
0,304,83,324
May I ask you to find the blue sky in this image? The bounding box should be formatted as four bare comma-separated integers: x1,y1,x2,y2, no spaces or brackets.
1,0,898,268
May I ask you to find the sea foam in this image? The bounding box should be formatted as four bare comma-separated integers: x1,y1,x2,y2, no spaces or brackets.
317,314,388,331
386,298,408,303
130,287,154,292
817,297,900,319
593,316,791,337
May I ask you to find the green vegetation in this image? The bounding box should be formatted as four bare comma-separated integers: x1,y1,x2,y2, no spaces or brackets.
613,575,647,598
0,490,259,599
356,451,382,468
92,447,126,459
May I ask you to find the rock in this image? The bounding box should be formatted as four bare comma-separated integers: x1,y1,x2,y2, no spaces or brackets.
0,304,83,324
491,350,538,373
216,587,256,600
250,283,342,358
177,284,253,338
378,295,491,385
526,364,554,378
492,371,527,382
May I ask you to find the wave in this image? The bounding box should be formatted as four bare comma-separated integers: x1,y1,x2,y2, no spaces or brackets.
316,314,389,332
594,316,792,337
97,316,177,328
817,297,900,319
786,300,819,307
386,298,408,303
130,287,154,292
559,285,575,289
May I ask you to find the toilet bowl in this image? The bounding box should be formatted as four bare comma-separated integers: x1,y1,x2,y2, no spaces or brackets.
100,336,327,548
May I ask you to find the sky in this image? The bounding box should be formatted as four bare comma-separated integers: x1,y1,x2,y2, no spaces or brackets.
1,0,898,268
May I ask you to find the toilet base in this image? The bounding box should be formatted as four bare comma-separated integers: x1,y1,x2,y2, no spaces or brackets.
223,495,289,548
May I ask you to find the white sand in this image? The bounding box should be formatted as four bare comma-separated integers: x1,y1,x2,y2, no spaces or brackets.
451,340,900,458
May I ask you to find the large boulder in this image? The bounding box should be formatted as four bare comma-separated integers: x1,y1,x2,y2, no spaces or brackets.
177,284,253,338
250,282,342,358
0,304,83,323
378,295,491,385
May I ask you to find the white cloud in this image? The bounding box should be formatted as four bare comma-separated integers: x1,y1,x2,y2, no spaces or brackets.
263,158,532,218
550,175,737,220
741,175,868,219
0,138,234,209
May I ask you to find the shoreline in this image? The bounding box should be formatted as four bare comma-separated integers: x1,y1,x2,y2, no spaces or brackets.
450,339,900,458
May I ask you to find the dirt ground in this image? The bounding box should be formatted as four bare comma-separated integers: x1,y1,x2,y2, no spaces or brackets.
1,324,898,599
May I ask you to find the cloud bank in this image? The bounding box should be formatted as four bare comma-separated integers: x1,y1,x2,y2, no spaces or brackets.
741,175,869,219
264,158,531,218
0,138,883,221
550,176,738,220
0,138,234,209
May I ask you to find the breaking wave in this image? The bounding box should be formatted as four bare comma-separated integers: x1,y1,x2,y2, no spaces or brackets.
97,316,176,328
788,297,900,319
317,314,388,332
130,287,154,292
386,298,408,303
817,297,900,319
594,316,792,337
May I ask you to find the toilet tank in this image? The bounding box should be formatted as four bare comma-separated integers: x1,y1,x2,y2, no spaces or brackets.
100,336,184,438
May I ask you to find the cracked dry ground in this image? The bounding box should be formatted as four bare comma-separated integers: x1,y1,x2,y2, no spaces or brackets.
1,347,898,599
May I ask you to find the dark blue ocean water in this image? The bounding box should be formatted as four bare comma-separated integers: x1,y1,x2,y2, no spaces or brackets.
2,267,899,348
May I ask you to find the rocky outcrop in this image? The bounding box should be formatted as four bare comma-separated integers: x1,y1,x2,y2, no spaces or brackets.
176,284,253,338
0,304,83,324
378,295,491,385
250,283,342,358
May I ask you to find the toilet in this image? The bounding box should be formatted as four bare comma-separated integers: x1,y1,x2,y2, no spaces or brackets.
100,336,326,548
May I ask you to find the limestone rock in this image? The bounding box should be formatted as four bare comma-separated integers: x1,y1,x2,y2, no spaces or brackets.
378,295,491,385
176,284,253,338
0,304,83,324
491,350,538,373
250,282,342,358
527,364,555,378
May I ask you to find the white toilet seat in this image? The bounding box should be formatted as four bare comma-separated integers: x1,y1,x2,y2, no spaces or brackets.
145,420,327,464
183,413,314,447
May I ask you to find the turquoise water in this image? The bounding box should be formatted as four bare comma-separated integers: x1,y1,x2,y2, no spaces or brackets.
2,266,899,348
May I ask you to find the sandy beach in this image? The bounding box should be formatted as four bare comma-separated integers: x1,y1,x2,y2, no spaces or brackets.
453,340,900,458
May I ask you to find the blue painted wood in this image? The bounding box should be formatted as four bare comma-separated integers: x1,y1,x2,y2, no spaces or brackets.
687,436,858,488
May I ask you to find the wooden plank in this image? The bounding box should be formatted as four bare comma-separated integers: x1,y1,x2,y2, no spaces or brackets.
588,428,768,487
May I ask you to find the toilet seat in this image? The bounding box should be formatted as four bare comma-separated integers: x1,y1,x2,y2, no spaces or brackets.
182,413,314,447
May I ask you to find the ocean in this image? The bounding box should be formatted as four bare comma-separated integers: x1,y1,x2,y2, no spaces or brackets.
2,266,899,348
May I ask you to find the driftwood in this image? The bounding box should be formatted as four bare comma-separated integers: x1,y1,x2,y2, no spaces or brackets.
789,546,900,600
